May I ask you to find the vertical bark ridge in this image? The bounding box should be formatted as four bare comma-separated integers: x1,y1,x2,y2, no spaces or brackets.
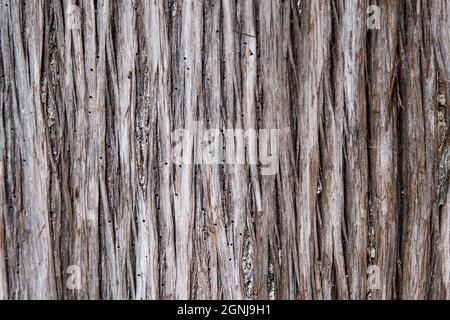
367,0,399,300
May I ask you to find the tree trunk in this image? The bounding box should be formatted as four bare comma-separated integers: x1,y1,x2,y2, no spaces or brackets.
0,0,448,300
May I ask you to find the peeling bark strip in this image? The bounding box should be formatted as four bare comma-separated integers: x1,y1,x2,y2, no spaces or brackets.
0,0,449,300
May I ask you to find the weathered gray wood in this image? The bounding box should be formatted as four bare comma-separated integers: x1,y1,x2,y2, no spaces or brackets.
431,0,450,300
398,0,437,300
367,0,399,300
0,0,449,300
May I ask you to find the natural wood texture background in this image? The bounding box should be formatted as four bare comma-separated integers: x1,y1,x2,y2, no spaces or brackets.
0,0,449,300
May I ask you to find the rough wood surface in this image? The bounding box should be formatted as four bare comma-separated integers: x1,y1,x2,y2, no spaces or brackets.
0,0,449,300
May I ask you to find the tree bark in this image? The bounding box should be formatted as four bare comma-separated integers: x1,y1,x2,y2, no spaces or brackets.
0,0,449,300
